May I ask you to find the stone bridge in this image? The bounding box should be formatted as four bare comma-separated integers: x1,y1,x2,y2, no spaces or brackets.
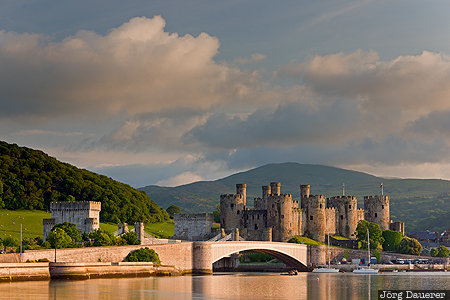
193,241,308,273
2,241,309,274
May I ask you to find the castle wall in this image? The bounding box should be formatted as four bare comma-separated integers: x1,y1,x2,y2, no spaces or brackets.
43,218,56,241
389,221,405,235
44,201,101,240
364,195,390,231
325,208,336,236
327,196,358,238
173,213,213,241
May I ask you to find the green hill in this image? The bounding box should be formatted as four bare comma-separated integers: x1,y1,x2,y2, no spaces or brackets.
140,162,450,232
0,141,168,224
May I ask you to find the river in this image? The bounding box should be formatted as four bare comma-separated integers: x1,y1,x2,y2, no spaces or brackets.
0,272,449,299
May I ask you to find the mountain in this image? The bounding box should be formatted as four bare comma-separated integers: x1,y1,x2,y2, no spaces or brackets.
0,141,168,224
140,162,450,232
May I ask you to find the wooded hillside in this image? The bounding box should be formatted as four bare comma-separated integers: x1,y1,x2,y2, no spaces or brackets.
0,141,168,223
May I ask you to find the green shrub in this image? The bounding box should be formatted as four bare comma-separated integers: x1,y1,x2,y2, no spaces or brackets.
121,232,141,245
166,205,181,219
398,237,422,256
2,236,19,250
84,229,118,247
355,220,384,250
44,228,74,249
123,247,160,263
432,246,450,258
52,222,82,242
382,230,403,251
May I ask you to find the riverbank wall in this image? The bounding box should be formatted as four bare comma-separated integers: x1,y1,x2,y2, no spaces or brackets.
0,262,181,282
0,263,50,282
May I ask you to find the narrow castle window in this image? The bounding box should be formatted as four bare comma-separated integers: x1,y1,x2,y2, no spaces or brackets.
340,215,343,220
375,213,378,217
231,203,234,209
255,224,258,230
237,210,240,215
310,215,313,221
382,205,384,209
349,205,351,209
257,214,260,220
281,214,284,219
320,204,322,208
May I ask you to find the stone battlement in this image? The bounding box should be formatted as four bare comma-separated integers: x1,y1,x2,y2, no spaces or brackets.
364,195,389,201
327,195,357,201
50,201,101,211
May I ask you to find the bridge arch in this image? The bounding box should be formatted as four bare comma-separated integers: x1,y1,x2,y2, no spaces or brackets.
192,241,308,273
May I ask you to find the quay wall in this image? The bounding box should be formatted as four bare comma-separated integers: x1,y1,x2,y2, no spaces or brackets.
0,263,50,282
0,243,194,272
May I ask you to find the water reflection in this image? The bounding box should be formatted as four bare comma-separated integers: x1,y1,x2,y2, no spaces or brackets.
0,273,449,300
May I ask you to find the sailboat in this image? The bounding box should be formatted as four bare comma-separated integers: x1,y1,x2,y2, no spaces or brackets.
312,234,339,273
353,228,379,274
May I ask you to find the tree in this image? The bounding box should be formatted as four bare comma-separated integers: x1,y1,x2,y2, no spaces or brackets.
84,229,117,247
398,237,422,256
166,205,181,219
44,228,74,249
2,237,19,251
355,220,384,250
432,246,450,258
52,222,82,242
213,204,220,223
382,230,403,251
121,232,141,245
430,248,438,257
123,247,160,263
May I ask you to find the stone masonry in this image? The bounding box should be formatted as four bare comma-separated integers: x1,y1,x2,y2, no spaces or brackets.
173,213,213,241
220,182,404,243
43,201,101,240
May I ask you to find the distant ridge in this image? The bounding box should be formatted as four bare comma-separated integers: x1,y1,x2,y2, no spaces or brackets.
140,162,450,232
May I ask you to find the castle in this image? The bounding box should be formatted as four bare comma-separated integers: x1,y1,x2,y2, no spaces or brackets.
220,183,404,242
43,201,101,240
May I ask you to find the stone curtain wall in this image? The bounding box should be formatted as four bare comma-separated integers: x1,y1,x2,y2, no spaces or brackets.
174,213,213,241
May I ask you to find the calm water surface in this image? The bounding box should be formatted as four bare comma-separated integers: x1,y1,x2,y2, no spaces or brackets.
0,272,449,300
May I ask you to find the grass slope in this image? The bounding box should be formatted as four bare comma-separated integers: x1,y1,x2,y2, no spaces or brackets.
140,162,450,232
0,209,172,241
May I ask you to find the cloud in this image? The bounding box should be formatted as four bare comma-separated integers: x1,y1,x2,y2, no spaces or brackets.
0,16,260,120
234,53,266,65
277,50,450,119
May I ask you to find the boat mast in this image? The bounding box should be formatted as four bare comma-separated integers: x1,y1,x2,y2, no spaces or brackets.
367,228,370,265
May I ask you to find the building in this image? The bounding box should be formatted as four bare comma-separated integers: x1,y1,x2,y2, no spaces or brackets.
220,182,404,242
43,201,101,240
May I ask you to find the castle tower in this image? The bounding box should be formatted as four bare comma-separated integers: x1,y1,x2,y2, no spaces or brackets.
262,185,271,198
220,184,247,230
236,183,247,202
255,185,271,210
306,195,326,242
300,184,310,210
364,195,390,231
327,196,359,238
270,182,281,196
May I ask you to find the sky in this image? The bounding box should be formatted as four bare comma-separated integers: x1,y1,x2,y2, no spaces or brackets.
2,0,450,187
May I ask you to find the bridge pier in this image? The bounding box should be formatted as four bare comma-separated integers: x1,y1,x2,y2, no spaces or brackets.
192,242,213,274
